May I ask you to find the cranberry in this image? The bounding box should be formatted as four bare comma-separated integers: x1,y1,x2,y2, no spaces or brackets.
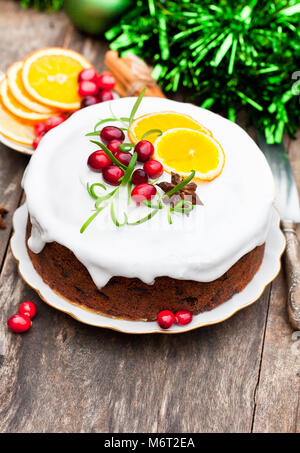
97,73,116,90
34,122,46,136
19,301,37,319
103,165,124,186
131,183,156,205
32,135,44,150
88,150,112,172
115,151,132,166
144,159,163,179
45,115,66,131
135,140,154,162
107,139,122,155
175,310,193,326
98,90,114,102
78,81,98,97
132,169,148,185
81,95,99,108
157,310,175,329
7,314,31,333
100,126,125,144
78,67,98,84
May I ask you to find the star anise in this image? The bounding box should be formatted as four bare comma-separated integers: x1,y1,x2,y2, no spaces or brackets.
157,172,203,208
0,205,8,229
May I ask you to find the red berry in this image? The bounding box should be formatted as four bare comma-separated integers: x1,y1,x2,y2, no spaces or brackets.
7,314,31,333
107,139,122,155
144,159,164,179
135,140,154,162
18,301,37,319
88,150,112,172
97,73,116,90
100,126,125,144
45,115,66,131
175,310,193,326
98,90,114,102
78,67,98,84
78,81,98,97
81,95,99,108
103,165,124,186
132,169,148,185
34,122,46,136
157,310,175,329
115,151,132,166
131,183,156,205
32,135,44,150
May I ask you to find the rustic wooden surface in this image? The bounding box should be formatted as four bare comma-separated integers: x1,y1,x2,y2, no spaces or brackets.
0,1,299,433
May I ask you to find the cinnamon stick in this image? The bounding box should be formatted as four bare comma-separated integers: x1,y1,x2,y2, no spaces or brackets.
105,50,165,98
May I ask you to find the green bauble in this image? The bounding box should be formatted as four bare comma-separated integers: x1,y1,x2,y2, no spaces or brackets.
64,0,131,36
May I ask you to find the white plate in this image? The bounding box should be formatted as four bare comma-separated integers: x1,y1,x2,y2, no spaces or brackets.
0,132,33,155
11,203,285,334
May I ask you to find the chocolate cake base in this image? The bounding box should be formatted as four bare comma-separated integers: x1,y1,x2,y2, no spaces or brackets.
26,220,265,321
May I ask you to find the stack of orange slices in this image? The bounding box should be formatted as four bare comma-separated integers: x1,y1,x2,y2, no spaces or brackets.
0,47,92,147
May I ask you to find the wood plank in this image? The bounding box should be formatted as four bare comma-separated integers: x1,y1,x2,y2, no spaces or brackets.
0,243,271,432
252,130,300,433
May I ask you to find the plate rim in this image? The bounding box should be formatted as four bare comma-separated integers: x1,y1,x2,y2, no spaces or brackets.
10,203,286,334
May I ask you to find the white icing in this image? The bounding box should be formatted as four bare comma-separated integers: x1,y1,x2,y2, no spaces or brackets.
23,97,275,288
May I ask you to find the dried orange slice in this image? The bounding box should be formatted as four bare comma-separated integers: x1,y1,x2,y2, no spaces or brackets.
7,61,56,114
128,111,212,144
0,78,51,123
0,99,35,145
154,128,225,181
22,47,92,111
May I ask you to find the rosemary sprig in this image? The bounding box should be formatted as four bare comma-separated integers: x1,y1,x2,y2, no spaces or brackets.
119,143,135,152
129,88,146,129
87,182,106,200
164,170,196,197
110,202,128,227
120,152,137,187
95,188,119,208
90,140,127,171
127,208,160,225
141,129,163,140
170,199,194,214
80,206,106,234
91,117,130,133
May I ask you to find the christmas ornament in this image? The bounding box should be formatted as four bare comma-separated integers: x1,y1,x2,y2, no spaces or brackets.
64,0,131,36
20,0,63,10
106,0,300,144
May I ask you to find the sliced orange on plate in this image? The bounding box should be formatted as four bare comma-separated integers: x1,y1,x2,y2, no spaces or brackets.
154,128,225,181
0,78,51,123
22,47,92,111
0,99,35,146
128,111,212,144
7,61,56,114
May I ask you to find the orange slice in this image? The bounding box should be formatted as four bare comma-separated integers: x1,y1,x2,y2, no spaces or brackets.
7,61,56,114
154,128,225,181
0,78,51,123
22,47,92,111
128,111,212,144
0,99,35,145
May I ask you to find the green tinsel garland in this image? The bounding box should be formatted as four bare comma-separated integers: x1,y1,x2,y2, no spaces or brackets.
106,0,300,144
19,0,63,11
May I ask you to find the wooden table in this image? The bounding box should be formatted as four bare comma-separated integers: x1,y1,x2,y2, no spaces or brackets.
0,1,299,433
